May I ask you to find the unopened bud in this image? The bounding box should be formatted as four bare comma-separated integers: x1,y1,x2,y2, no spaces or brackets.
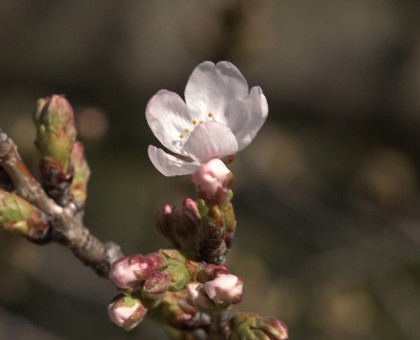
160,249,191,291
155,204,179,248
187,273,243,312
187,282,215,312
0,190,50,243
109,255,151,291
141,271,171,301
197,264,228,282
229,313,288,340
204,273,243,306
34,95,77,171
171,205,201,259
191,158,234,206
183,198,199,215
69,142,90,210
148,291,208,330
108,294,147,331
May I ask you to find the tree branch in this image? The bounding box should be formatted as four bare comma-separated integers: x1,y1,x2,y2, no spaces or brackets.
0,129,123,277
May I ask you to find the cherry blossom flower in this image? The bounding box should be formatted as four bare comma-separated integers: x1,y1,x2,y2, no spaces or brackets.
146,61,268,176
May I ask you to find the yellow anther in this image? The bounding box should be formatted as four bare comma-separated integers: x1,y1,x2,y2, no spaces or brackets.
180,134,185,139
185,128,190,133
192,120,197,125
199,120,204,124
208,113,213,118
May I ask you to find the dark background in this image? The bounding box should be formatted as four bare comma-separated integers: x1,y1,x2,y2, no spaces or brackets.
1,1,420,339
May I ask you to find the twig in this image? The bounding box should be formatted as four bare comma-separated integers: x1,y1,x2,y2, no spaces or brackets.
0,129,123,277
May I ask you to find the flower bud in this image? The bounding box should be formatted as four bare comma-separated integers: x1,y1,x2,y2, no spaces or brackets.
204,273,243,306
34,95,77,171
109,255,151,291
183,198,199,215
229,313,288,340
0,190,51,243
141,271,171,301
197,264,228,282
144,252,166,271
187,273,243,312
191,158,234,206
108,294,147,331
160,249,191,291
170,205,201,259
148,291,209,330
155,204,179,248
187,282,215,312
69,142,90,211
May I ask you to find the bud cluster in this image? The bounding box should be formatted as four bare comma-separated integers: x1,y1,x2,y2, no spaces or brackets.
33,95,90,209
107,249,197,330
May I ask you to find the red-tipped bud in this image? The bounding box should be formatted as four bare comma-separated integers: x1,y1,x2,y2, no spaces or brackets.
141,271,171,300
155,204,179,248
108,294,147,331
198,264,229,282
229,313,288,340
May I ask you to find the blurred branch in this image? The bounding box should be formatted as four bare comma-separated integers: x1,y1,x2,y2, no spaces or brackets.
0,129,122,277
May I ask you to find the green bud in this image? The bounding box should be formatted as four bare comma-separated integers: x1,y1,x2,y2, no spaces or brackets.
0,191,50,242
159,250,191,291
69,142,90,209
34,95,77,172
148,291,204,331
229,313,288,340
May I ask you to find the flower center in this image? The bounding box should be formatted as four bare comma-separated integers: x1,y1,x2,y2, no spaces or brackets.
179,113,215,139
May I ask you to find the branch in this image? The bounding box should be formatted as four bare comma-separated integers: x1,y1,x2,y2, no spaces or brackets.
0,129,123,277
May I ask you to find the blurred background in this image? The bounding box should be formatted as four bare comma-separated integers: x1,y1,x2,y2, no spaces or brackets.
0,0,420,339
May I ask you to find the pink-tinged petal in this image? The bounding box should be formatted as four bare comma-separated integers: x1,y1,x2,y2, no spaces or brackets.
183,121,238,163
146,90,196,154
225,86,268,151
185,61,249,121
148,145,199,176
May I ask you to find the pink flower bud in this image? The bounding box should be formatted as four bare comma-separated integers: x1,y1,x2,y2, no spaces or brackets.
183,198,199,216
187,282,215,311
108,294,147,331
204,273,243,306
191,159,233,203
229,313,288,340
109,255,151,291
262,317,289,340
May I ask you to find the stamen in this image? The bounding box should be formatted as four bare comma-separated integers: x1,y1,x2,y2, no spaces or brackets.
199,120,204,124
185,129,190,133
180,134,185,139
192,120,197,125
208,113,213,118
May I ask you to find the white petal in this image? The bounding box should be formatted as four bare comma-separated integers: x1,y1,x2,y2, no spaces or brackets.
148,145,199,176
225,86,268,151
185,61,249,122
146,90,196,154
183,121,238,163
